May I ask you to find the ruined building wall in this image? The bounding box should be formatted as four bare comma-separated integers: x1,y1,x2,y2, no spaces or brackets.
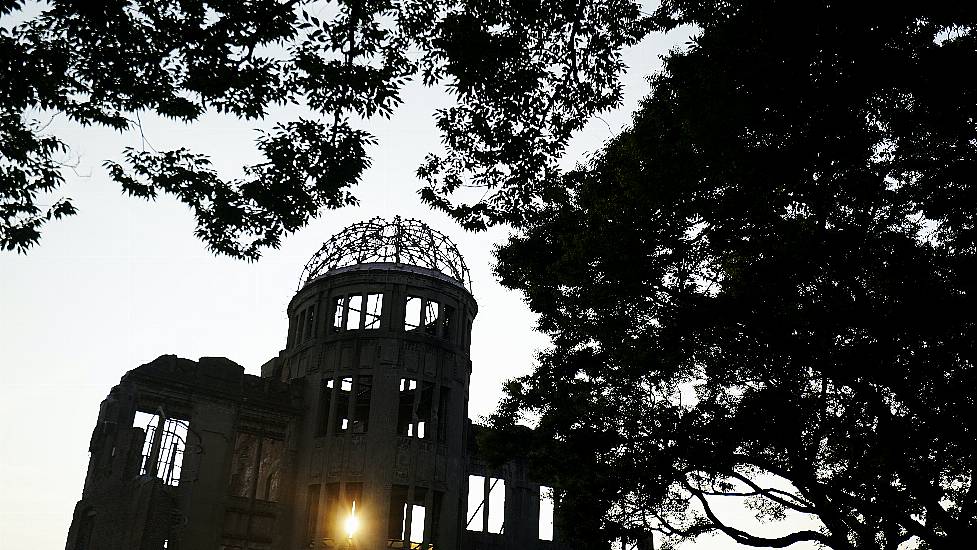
64,356,302,550
274,264,477,550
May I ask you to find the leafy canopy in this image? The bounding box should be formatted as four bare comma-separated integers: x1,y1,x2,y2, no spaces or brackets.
493,1,977,549
1,0,648,257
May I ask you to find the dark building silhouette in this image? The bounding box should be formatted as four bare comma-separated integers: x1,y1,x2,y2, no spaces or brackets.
65,218,563,550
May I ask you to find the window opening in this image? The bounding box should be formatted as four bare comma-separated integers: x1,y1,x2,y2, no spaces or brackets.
364,293,383,329
353,376,373,433
306,485,321,541
466,475,486,531
397,379,417,436
416,382,434,440
305,303,317,339
318,379,334,436
134,410,188,486
396,378,432,439
410,503,426,544
442,304,455,340
423,300,440,335
405,296,422,331
323,483,341,539
343,482,363,539
466,475,505,533
331,296,344,332
388,485,410,541
335,377,353,432
412,486,428,543
346,295,362,330
389,485,429,545
539,486,555,541
487,478,505,534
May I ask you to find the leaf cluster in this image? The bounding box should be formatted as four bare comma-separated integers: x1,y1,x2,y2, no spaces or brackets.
1,0,649,256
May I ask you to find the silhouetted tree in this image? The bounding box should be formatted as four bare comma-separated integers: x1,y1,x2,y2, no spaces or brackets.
1,0,647,256
493,2,977,548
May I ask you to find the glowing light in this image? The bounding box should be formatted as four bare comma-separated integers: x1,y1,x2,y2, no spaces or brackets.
344,502,359,538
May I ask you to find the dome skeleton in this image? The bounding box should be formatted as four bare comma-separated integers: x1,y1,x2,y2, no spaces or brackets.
299,217,473,292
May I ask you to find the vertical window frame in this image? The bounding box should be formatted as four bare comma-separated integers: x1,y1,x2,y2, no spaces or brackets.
346,295,363,331
363,293,384,330
331,296,344,333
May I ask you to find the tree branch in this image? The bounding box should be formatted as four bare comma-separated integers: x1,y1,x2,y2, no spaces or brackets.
682,478,832,548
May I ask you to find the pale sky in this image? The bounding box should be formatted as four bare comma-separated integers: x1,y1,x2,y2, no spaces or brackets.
0,9,818,549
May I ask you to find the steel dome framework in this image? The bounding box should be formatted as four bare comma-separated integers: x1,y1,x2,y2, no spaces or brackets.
299,217,472,291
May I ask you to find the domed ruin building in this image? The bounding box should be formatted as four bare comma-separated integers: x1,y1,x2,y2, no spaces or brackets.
64,218,562,550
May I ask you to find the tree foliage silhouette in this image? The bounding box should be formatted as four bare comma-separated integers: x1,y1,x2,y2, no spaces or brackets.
0,0,647,257
493,2,977,549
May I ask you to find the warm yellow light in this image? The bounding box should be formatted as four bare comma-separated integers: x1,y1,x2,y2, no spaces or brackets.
344,502,359,538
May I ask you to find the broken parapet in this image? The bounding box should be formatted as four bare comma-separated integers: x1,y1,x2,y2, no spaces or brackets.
66,355,303,550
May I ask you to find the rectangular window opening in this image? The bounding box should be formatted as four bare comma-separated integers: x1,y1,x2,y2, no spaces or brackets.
388,484,410,541
331,296,344,332
352,375,372,433
364,293,383,329
466,475,486,532
397,378,417,436
344,481,363,537
405,296,422,331
133,410,189,486
305,303,317,339
423,300,440,335
442,304,456,340
392,487,428,544
323,483,341,539
318,379,334,436
334,377,352,433
306,485,321,541
409,504,426,543
487,477,505,534
346,295,362,330
539,486,555,541
416,382,434,440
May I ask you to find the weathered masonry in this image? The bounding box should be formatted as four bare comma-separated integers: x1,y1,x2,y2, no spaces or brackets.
65,218,565,550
